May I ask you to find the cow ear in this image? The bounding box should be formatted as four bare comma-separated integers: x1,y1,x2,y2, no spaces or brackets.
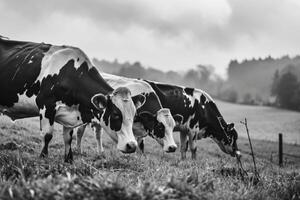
137,111,155,127
91,94,108,110
217,117,227,128
227,123,234,131
138,111,155,120
173,114,183,125
132,94,146,109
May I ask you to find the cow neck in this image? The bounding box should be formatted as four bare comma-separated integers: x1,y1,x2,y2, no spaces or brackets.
138,92,162,115
54,60,114,108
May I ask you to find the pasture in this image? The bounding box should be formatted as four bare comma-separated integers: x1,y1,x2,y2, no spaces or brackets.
0,100,300,200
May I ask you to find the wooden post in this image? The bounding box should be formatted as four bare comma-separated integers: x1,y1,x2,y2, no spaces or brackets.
279,133,283,166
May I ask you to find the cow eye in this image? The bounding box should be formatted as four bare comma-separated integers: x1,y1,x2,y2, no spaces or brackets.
111,113,121,120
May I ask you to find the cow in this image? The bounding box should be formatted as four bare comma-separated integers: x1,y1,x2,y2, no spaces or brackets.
0,37,145,162
145,80,239,159
76,72,179,154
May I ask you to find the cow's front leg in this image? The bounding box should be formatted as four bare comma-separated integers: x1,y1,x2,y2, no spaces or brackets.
76,124,87,154
180,130,188,160
188,131,197,160
63,126,74,163
40,112,54,158
93,123,104,154
137,137,145,154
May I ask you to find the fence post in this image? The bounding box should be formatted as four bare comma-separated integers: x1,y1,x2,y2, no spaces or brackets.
279,133,283,167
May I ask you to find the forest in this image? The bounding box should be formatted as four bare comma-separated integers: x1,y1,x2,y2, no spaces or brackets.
93,55,300,111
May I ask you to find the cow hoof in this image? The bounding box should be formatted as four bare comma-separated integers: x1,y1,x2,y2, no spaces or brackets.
64,151,73,163
64,155,73,163
73,148,81,155
191,148,197,160
64,158,73,164
40,150,48,158
181,152,187,160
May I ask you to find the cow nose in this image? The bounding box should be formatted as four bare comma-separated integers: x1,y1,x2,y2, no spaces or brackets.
125,142,136,153
167,145,177,153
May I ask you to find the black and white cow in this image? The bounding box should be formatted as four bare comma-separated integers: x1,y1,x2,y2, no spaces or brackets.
76,73,178,153
0,37,145,162
145,80,239,160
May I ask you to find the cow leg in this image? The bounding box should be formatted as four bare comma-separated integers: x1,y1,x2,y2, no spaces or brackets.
180,130,188,160
76,124,87,154
137,137,145,154
63,126,74,163
188,131,197,160
40,113,54,158
93,124,104,154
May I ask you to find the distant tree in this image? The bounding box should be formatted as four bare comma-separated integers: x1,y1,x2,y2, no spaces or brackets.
219,87,238,103
243,93,253,105
197,65,212,84
271,70,280,96
183,69,198,87
272,72,299,109
118,61,146,79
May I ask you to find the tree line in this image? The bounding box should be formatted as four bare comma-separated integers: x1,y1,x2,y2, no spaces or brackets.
93,55,300,112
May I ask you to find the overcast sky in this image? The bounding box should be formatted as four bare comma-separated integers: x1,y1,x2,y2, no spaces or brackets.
1,0,300,76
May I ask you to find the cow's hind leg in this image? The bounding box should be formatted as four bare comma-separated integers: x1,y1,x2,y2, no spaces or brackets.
76,124,87,154
188,131,197,160
40,114,54,158
180,130,188,160
63,126,74,163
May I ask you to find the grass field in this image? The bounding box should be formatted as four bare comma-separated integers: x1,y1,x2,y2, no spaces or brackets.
216,100,300,145
0,101,300,200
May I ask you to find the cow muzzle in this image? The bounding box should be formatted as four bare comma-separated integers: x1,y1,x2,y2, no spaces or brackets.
166,145,177,153
122,141,137,153
116,128,138,154
162,133,177,153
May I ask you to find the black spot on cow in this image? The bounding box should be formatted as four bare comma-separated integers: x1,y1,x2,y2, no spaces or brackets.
101,96,123,132
153,122,165,138
184,87,194,96
69,130,73,145
200,94,207,104
0,39,51,107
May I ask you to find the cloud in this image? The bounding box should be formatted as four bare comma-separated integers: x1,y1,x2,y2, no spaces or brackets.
1,0,300,76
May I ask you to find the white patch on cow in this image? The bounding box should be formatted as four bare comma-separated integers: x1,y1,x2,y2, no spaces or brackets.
0,94,39,120
193,89,214,103
156,108,177,151
54,102,83,128
184,93,195,108
36,46,93,82
101,73,156,100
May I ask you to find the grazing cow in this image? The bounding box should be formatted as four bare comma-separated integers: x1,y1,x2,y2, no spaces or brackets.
145,80,239,159
0,37,145,162
76,73,178,153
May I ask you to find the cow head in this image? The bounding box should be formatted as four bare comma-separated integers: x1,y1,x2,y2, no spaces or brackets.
213,117,238,156
200,96,239,157
91,87,145,153
134,108,178,152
